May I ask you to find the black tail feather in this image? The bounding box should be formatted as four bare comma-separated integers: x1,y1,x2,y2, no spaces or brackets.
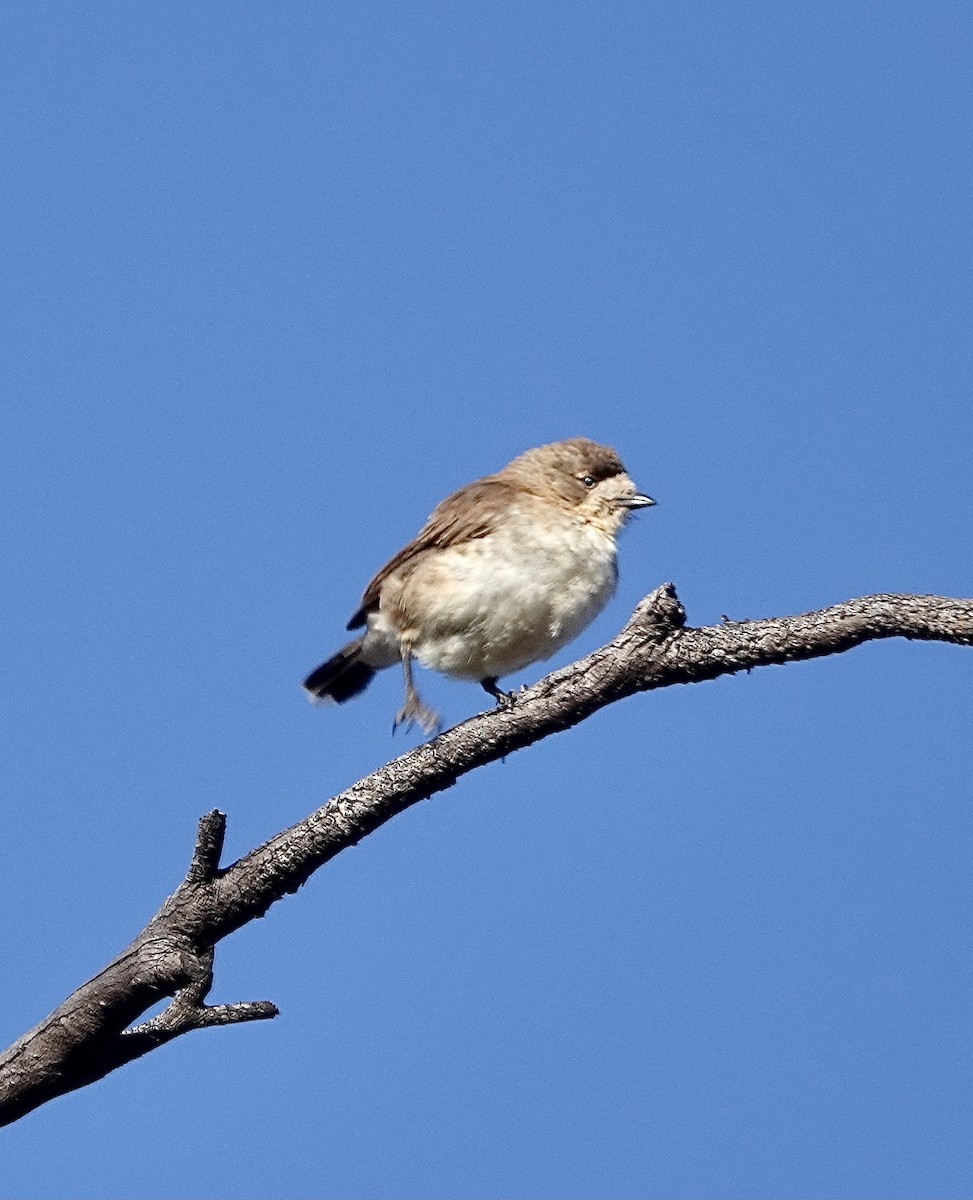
303,638,376,704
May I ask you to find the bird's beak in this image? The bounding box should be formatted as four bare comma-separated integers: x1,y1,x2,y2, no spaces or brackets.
619,492,656,509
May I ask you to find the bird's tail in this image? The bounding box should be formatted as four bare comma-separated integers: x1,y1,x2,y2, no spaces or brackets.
302,637,377,704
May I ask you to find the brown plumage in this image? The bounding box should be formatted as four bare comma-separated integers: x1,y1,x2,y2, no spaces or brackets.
304,437,655,732
348,439,629,628
347,478,520,629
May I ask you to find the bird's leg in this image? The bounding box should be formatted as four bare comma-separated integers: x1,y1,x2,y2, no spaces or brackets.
481,676,517,710
393,643,442,734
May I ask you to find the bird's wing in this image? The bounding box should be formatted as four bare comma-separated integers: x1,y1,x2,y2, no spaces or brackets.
346,477,518,629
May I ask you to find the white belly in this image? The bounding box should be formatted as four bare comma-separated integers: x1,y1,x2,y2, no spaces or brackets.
400,515,619,682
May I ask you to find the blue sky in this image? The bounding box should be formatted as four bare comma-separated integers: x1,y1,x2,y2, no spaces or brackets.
2,2,972,1196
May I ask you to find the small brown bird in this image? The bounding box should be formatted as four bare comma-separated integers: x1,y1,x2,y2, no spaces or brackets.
303,437,655,732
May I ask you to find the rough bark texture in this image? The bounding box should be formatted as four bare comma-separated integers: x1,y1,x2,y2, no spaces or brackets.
1,585,970,1126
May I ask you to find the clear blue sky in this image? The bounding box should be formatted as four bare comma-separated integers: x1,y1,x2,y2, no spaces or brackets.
2,3,971,1197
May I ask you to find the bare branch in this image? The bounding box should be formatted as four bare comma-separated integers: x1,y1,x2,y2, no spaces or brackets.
1,585,970,1126
186,811,227,885
122,948,277,1054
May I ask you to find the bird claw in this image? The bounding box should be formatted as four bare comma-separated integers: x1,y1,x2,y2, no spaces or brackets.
481,676,517,710
393,698,443,735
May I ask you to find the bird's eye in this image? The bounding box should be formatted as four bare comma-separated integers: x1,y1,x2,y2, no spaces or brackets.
580,475,596,489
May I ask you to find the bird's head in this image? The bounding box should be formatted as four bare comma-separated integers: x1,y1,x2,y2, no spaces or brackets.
506,437,656,535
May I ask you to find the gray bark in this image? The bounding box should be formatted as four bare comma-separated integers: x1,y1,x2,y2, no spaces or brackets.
1,584,970,1127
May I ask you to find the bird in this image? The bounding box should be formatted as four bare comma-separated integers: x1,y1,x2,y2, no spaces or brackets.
303,437,655,732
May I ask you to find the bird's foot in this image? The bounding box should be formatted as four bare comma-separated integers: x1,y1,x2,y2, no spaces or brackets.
393,695,443,735
481,677,517,710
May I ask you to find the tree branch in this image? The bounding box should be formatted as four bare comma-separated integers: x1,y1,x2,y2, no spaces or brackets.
2,585,970,1126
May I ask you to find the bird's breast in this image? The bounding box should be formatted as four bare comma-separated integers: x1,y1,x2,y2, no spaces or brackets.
391,511,619,681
